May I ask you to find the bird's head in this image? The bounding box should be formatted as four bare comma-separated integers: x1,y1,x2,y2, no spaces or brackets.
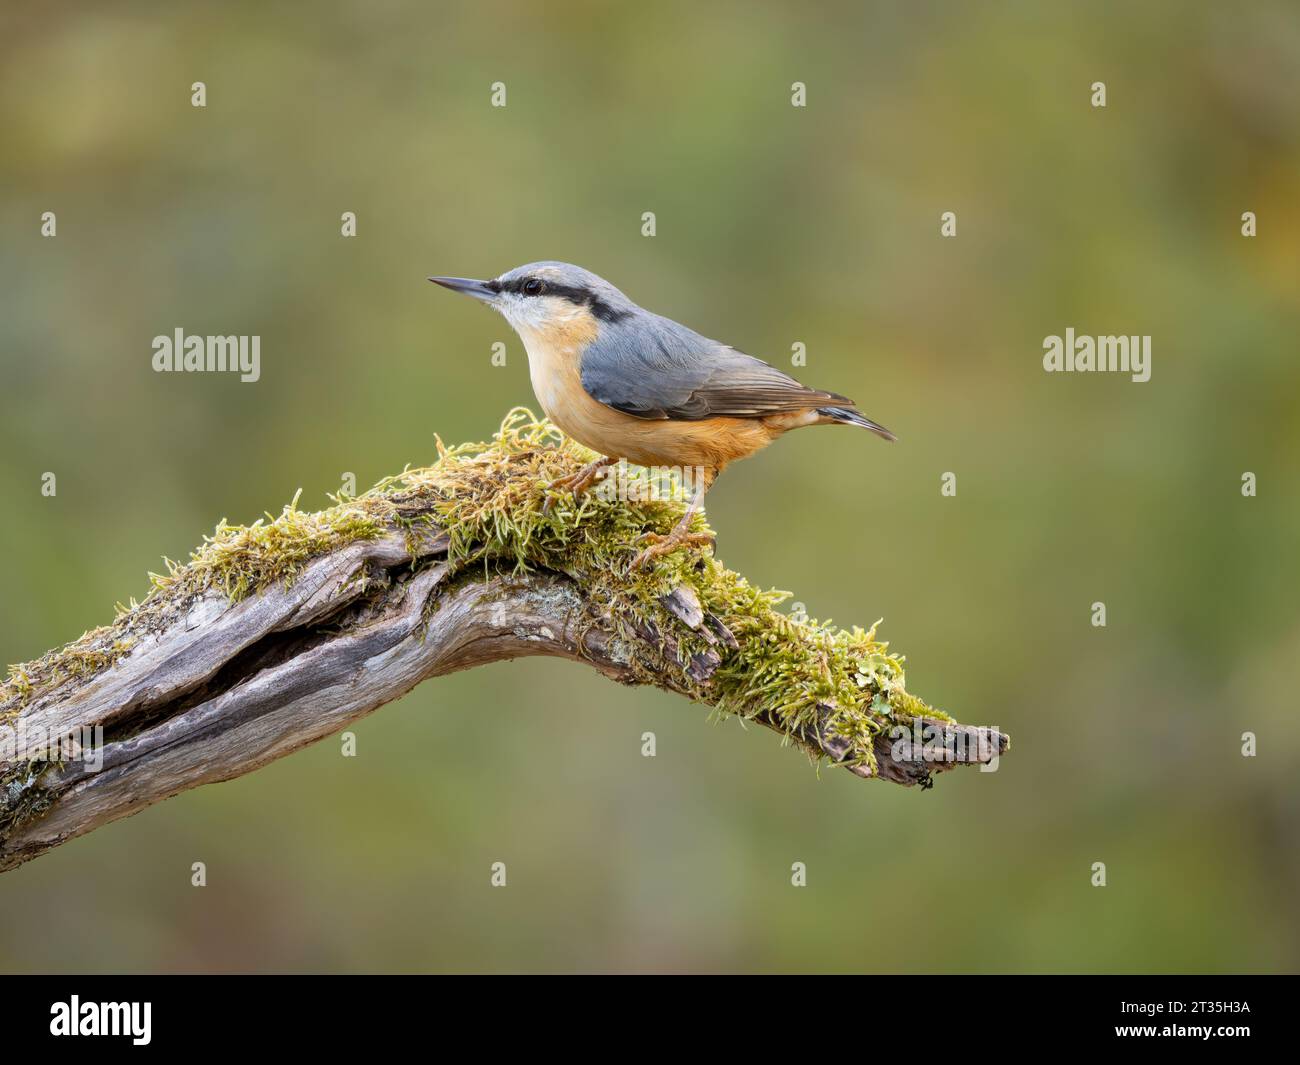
429,261,635,340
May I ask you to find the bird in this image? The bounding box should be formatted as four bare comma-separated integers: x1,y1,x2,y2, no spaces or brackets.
430,262,894,568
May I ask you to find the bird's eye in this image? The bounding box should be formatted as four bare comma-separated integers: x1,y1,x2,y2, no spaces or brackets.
522,278,544,296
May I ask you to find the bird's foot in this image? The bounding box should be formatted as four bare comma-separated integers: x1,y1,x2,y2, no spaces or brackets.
632,528,715,570
543,457,615,514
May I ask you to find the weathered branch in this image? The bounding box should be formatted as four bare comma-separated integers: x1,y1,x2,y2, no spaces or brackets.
0,413,1007,873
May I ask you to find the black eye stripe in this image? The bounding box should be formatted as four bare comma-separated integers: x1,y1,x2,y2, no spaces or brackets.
495,276,632,323
497,277,545,296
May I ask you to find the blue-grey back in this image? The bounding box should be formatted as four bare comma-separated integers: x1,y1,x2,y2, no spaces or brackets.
580,310,853,421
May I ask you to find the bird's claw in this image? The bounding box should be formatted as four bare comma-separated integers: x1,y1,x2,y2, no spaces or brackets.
540,480,578,516
543,459,613,516
541,475,585,517
631,531,715,570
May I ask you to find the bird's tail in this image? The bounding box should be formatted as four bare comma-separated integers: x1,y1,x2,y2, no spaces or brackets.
817,406,897,442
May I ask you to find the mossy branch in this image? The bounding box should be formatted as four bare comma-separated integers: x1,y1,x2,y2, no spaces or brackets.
0,410,1007,873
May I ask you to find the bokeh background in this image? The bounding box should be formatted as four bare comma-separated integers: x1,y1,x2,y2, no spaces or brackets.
1,0,1297,973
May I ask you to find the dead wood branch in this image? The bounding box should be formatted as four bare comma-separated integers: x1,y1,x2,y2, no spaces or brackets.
0,414,1008,873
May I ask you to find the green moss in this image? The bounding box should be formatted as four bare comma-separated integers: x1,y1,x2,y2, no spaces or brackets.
148,488,394,603
0,493,396,722
1,408,948,776
1,631,138,725
367,408,949,775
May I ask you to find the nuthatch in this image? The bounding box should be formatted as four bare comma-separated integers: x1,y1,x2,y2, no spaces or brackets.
430,262,894,567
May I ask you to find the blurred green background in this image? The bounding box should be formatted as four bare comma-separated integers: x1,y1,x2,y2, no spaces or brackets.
2,0,1298,973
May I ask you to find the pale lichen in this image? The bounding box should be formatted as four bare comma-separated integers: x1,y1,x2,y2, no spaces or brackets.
0,757,57,846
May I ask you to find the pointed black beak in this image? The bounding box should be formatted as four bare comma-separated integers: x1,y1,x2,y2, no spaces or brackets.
428,276,497,302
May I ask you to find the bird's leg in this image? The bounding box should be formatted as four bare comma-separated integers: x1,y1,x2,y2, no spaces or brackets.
632,474,714,569
545,455,616,511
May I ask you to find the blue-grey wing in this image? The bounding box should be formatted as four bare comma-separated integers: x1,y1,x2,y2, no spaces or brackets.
579,313,854,420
